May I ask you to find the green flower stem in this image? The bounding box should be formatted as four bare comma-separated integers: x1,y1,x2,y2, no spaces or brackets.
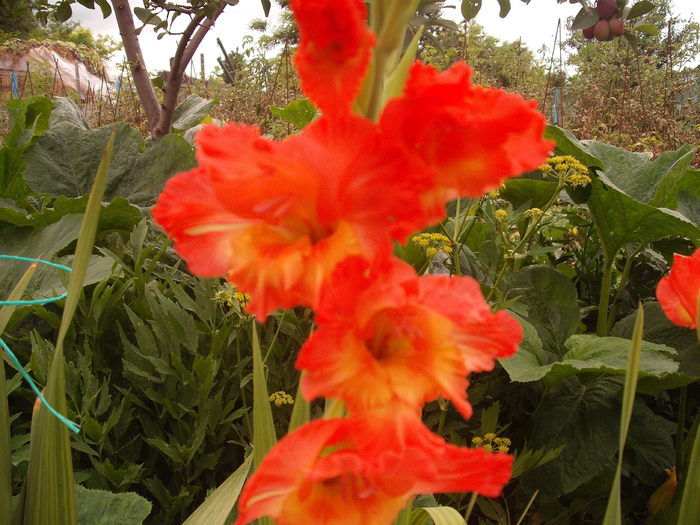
677,385,688,482
436,397,450,437
464,492,478,522
607,243,647,328
596,258,615,337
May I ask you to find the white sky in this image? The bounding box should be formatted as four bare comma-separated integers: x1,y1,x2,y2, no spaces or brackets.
72,0,699,75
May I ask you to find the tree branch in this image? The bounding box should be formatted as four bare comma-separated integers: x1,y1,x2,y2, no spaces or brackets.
153,5,227,139
111,0,160,131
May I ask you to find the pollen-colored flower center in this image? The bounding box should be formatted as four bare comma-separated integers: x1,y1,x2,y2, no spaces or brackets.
366,308,424,361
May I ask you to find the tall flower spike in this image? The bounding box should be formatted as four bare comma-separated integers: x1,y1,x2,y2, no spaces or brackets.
380,61,554,203
291,0,375,115
235,409,512,525
297,257,522,418
153,116,435,318
656,248,700,330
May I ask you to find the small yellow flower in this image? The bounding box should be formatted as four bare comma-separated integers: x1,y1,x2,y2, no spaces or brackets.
566,173,592,188
269,391,294,407
484,432,497,441
494,209,508,221
523,208,543,218
443,245,453,254
483,444,494,453
233,291,251,307
425,246,438,258
471,436,483,446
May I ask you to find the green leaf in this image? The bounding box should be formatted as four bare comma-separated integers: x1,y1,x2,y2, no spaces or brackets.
23,111,195,206
500,179,559,210
288,372,310,433
182,455,252,525
679,413,700,524
505,266,580,354
602,305,643,525
1,262,39,525
23,130,115,525
0,146,29,201
55,1,72,22
627,1,656,20
571,7,599,31
496,0,510,18
76,0,95,9
611,302,700,392
94,0,112,18
133,7,161,26
461,0,482,20
635,23,661,35
260,0,271,16
171,95,218,132
269,99,317,130
252,323,276,470
383,26,424,108
75,485,151,524
581,142,696,207
500,332,677,387
522,376,622,500
545,126,603,169
5,95,53,148
587,175,700,262
410,506,466,525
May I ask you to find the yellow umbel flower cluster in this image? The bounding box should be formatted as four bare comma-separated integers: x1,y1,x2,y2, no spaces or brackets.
471,434,511,453
214,288,251,308
269,391,294,407
541,155,591,189
523,208,543,218
494,209,508,221
412,232,453,258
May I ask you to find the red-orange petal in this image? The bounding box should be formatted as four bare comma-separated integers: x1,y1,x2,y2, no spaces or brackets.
656,249,700,329
380,61,554,201
235,410,512,525
291,0,375,115
297,257,522,417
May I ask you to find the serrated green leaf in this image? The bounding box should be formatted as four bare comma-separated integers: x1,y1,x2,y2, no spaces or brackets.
635,23,660,35
522,376,622,500
460,0,482,20
627,0,656,20
500,332,677,387
75,485,151,524
183,455,252,525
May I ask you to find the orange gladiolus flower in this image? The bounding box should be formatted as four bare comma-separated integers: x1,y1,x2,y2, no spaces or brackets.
291,0,375,115
656,248,700,329
380,61,554,202
235,408,512,525
297,257,522,418
153,117,436,318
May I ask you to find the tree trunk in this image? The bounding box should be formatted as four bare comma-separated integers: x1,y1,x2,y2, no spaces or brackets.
111,0,160,131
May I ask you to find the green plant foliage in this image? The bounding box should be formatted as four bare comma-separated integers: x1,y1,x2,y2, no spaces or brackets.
410,505,466,524
521,376,623,501
269,99,317,130
500,332,678,387
505,265,581,354
171,95,219,133
75,485,152,525
182,455,251,525
4,96,53,149
23,121,195,206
